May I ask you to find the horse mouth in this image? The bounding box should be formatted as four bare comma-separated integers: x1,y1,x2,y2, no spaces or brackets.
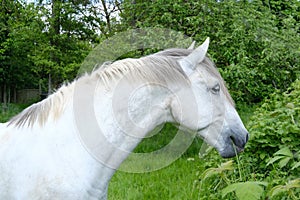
235,145,244,153
219,135,247,158
230,136,244,153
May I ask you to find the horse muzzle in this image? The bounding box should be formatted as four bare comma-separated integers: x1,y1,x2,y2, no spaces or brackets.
219,129,249,158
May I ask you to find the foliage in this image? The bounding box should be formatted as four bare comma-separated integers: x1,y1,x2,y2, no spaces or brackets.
269,178,300,200
200,160,234,184
0,0,299,199
197,150,299,200
247,79,300,171
121,0,300,103
0,103,24,122
0,0,28,103
266,147,298,169
1,0,299,104
0,0,105,102
195,90,300,199
222,181,267,200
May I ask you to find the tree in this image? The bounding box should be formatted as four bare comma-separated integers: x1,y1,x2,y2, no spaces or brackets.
262,0,300,31
30,0,122,93
0,0,26,107
0,0,95,104
120,0,300,103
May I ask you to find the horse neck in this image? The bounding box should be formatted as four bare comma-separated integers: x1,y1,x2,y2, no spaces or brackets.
91,81,175,163
71,79,175,196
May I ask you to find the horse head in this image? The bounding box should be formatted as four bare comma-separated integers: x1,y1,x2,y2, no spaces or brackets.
171,38,249,158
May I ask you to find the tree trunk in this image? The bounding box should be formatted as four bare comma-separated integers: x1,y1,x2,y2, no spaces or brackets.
13,86,17,103
48,73,52,95
2,84,7,112
7,86,10,104
51,0,61,37
100,0,111,34
0,86,2,103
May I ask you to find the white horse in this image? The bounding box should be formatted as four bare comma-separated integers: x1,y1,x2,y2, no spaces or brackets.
0,38,249,199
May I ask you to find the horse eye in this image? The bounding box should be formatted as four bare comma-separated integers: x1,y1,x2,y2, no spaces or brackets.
211,84,220,94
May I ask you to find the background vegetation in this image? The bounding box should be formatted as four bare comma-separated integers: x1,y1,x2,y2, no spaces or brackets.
1,0,299,199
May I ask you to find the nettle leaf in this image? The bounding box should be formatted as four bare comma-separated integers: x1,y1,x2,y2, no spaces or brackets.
201,160,234,180
247,80,300,168
278,157,292,168
222,182,267,200
287,179,300,189
274,147,293,157
266,147,294,168
259,153,267,160
269,185,286,198
267,156,285,166
291,161,300,170
269,179,300,198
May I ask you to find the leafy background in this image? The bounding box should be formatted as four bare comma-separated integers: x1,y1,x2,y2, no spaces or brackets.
1,0,299,199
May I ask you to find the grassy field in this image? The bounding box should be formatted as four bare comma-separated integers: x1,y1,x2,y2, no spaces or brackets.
109,157,202,200
108,122,206,199
108,103,256,199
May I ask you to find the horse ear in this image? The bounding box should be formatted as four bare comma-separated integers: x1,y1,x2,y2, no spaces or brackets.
188,41,196,50
179,37,210,76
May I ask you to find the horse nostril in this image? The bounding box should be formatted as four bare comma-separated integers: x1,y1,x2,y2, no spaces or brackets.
230,136,236,145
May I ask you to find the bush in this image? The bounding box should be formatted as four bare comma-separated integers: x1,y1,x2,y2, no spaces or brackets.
246,79,300,170
122,0,300,103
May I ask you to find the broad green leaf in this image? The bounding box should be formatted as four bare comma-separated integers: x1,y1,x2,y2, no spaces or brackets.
278,157,292,168
274,147,293,157
222,183,240,198
291,161,300,170
235,183,264,200
222,182,267,200
266,155,285,166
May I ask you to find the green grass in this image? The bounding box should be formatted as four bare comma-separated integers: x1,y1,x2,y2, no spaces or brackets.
109,157,203,200
108,103,257,200
108,123,205,199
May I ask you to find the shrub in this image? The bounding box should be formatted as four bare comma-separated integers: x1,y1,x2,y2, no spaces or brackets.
246,79,300,171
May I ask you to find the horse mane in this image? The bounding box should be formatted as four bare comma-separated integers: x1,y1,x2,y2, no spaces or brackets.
8,48,233,128
90,50,188,88
8,84,73,128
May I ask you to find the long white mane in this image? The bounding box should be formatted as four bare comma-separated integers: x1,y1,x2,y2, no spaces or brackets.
8,48,233,128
